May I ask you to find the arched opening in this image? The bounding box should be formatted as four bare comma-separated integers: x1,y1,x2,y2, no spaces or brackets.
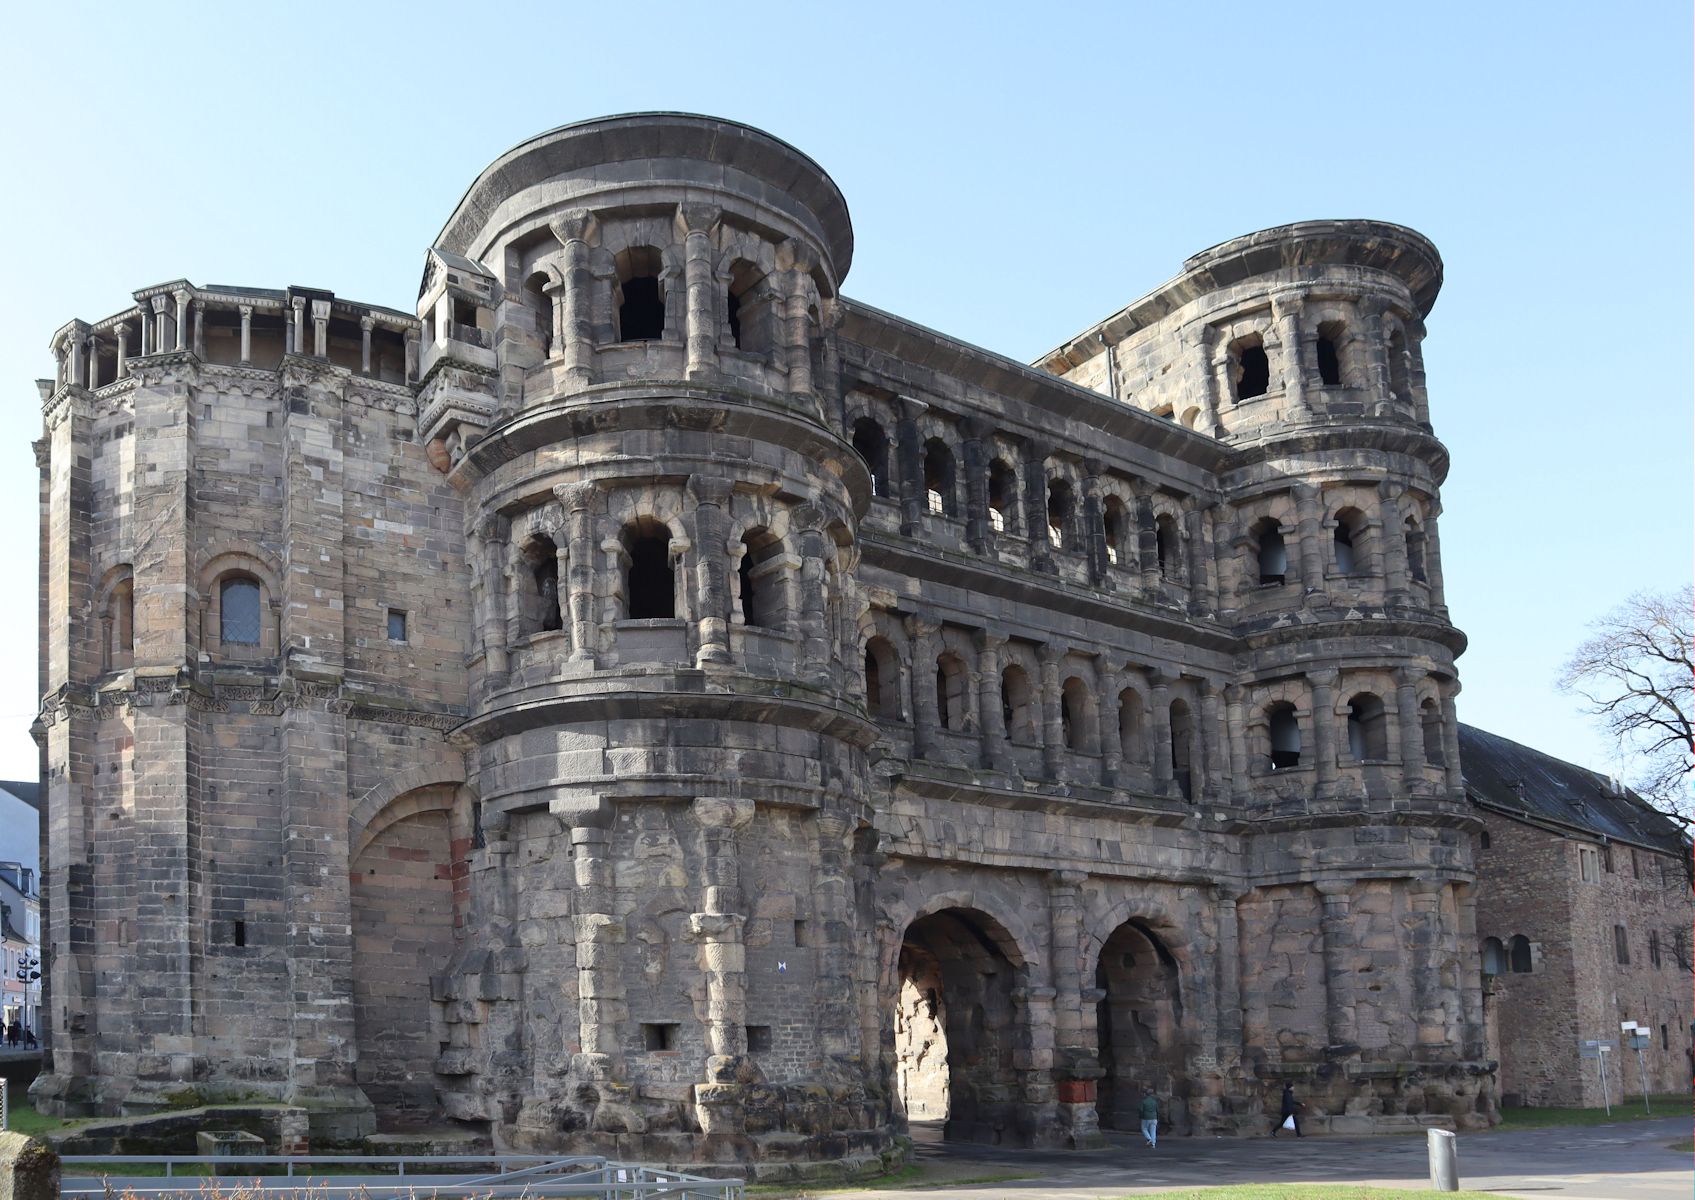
726,259,775,354
1061,676,1097,753
1480,937,1506,977
1507,935,1532,974
352,784,461,1128
1096,920,1185,1133
924,439,957,517
1001,663,1036,744
1118,689,1146,764
936,652,970,732
518,536,562,634
1103,496,1129,566
896,908,1026,1144
614,246,665,342
738,527,784,629
1333,508,1365,575
219,575,262,647
1268,702,1301,770
108,573,135,671
1046,479,1073,550
853,418,892,498
1234,337,1269,400
1252,517,1287,585
522,271,552,358
1169,699,1194,800
1421,698,1445,765
1155,514,1180,580
1388,328,1411,403
1405,518,1428,583
1316,320,1345,386
623,518,675,620
987,460,1019,534
865,636,902,719
1346,693,1388,761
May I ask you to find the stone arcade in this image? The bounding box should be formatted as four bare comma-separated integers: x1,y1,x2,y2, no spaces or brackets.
31,113,1495,1169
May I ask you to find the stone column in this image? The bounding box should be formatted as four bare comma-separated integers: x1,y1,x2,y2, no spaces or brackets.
1213,887,1245,1065
1024,442,1055,572
359,315,374,374
777,240,815,397
976,631,1012,773
689,795,756,1136
1424,512,1449,611
1185,505,1213,615
1224,684,1249,802
553,537,571,639
1039,641,1064,779
1150,672,1174,792
1360,298,1391,414
1194,325,1223,434
1452,882,1487,1059
289,296,305,355
1098,666,1124,788
1135,496,1160,597
1293,484,1325,602
796,522,831,685
139,306,152,357
1310,669,1340,797
311,300,330,358
895,396,926,537
172,289,189,351
1394,667,1426,794
469,519,509,678
115,324,129,379
1379,483,1411,601
1200,679,1226,803
1211,345,1236,417
237,304,252,365
556,483,599,664
961,417,992,554
1439,680,1463,799
676,203,720,380
1315,880,1359,1054
813,807,861,1061
1049,870,1103,1147
557,799,626,1089
1082,464,1108,585
1271,291,1306,414
1405,880,1447,1060
151,295,170,354
906,614,942,760
404,328,420,384
688,475,733,666
65,331,85,388
192,306,204,359
549,210,598,387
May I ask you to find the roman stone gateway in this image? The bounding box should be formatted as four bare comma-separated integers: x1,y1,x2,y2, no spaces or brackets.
31,113,1495,1167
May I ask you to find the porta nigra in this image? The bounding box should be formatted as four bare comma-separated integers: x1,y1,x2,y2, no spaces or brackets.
32,113,1495,1171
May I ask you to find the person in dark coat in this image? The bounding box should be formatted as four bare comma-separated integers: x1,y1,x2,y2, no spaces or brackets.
1272,1082,1303,1136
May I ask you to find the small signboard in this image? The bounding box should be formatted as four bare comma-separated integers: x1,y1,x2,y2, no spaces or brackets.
1579,1038,1617,1058
1628,1033,1651,1050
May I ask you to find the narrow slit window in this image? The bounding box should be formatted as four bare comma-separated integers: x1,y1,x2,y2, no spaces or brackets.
387,609,408,642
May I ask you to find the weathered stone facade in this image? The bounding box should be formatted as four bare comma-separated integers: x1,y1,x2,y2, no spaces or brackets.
1464,726,1693,1108
31,113,1495,1169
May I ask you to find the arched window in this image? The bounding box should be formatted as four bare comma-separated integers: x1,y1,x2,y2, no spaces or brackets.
924,439,956,517
1346,693,1388,761
1118,689,1146,763
1421,698,1445,766
1405,518,1427,583
1046,478,1073,550
623,518,674,620
726,260,775,354
864,636,901,719
1103,496,1129,566
1267,702,1301,770
1480,937,1506,977
614,247,665,342
1507,935,1532,974
220,576,262,646
523,536,562,634
853,418,891,498
987,460,1019,534
1234,337,1269,400
522,271,552,358
1252,517,1286,585
1316,320,1345,386
1333,508,1365,575
1155,513,1180,579
1001,664,1036,745
936,652,970,732
1170,699,1194,800
739,527,783,628
1061,676,1097,753
108,572,135,670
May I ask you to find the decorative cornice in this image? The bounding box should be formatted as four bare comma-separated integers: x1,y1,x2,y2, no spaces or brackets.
36,674,465,733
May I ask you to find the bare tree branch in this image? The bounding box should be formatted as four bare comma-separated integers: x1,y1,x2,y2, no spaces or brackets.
1558,586,1695,825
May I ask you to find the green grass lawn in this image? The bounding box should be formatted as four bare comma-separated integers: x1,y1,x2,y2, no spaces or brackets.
4,1096,92,1138
1111,1189,1509,1200
1495,1092,1691,1129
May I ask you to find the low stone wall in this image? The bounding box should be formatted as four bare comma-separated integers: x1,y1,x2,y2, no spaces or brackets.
49,1105,313,1155
0,1131,59,1200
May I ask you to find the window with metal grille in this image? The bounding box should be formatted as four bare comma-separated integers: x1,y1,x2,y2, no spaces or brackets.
220,577,261,646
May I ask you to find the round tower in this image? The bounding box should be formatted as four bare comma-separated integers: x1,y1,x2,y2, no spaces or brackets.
415,115,889,1165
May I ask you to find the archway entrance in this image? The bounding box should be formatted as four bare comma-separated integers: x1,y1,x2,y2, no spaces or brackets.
1095,920,1186,1132
894,908,1026,1144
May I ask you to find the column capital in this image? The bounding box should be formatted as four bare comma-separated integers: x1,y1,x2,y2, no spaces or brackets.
172,287,191,303
775,236,817,274
1393,665,1424,689
151,294,170,314
1269,289,1306,321
692,796,755,831
685,473,733,507
1038,640,1066,667
359,314,375,332
1314,879,1353,900
903,611,942,640
1308,667,1340,690
673,202,721,237
238,303,253,318
895,393,927,421
549,208,599,245
974,628,1008,652
1049,868,1088,890
552,481,597,511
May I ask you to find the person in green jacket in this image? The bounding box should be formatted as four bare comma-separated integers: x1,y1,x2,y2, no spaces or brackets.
1138,1090,1161,1148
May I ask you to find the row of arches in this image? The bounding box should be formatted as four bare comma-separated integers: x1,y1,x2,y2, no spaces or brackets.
1480,935,1533,976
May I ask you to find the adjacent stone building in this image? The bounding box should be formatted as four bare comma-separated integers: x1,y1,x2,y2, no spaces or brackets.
30,113,1495,1168
1465,725,1692,1107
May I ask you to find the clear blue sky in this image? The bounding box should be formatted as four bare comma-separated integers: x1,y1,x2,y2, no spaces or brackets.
0,1,1688,783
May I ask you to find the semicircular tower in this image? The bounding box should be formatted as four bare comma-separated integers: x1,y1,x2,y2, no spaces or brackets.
416,114,887,1164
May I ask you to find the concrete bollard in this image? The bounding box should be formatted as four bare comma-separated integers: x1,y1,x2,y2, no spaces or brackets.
1427,1127,1458,1192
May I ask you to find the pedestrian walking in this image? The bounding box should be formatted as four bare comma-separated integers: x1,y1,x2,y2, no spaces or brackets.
1271,1082,1303,1137
1138,1089,1161,1148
